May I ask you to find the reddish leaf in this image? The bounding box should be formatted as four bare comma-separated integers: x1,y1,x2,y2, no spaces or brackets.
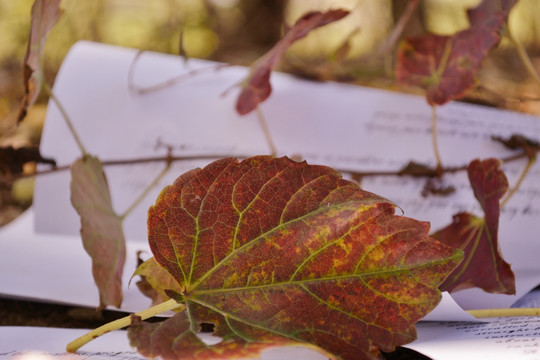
434,159,515,294
235,10,349,115
395,30,498,105
18,0,63,123
129,156,462,360
129,310,309,360
70,155,126,309
395,0,517,105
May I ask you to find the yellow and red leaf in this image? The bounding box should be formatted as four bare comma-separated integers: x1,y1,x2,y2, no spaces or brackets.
130,156,462,360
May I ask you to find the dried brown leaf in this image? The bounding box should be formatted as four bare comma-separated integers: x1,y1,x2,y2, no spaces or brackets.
18,0,63,123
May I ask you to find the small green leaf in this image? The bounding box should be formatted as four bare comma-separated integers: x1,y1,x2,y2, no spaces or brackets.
70,155,126,309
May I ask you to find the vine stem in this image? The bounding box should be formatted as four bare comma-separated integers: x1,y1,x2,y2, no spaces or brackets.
501,154,536,209
431,105,443,174
468,307,540,319
127,50,231,95
20,147,535,181
64,301,540,353
507,24,540,88
42,83,88,157
256,106,278,156
66,299,182,353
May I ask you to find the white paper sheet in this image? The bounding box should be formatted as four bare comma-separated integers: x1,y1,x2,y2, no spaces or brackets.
1,40,540,320
408,317,540,360
0,327,142,360
0,327,327,360
5,319,540,360
0,210,151,311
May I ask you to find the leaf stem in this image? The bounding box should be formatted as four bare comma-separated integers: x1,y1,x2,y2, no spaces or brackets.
66,299,182,353
42,83,88,157
507,25,540,88
467,307,540,319
19,147,536,183
31,153,248,177
431,105,443,175
500,153,536,209
127,50,231,95
256,106,278,156
119,160,172,220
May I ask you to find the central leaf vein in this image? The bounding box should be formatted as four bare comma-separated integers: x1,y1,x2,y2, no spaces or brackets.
192,256,453,299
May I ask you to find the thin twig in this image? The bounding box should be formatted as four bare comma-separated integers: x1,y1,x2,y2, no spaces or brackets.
501,153,537,208
119,160,172,220
375,0,421,56
431,105,443,174
23,147,535,183
66,299,182,353
468,307,540,319
30,153,252,177
507,25,540,88
348,150,531,179
42,83,88,157
256,106,278,156
127,50,231,95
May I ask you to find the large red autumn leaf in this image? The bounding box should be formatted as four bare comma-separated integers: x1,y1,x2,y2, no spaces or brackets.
70,155,126,309
395,0,517,105
128,156,462,360
18,0,63,123
434,158,515,294
235,9,349,115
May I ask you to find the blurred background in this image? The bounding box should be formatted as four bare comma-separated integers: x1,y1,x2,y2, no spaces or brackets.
1,0,540,225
